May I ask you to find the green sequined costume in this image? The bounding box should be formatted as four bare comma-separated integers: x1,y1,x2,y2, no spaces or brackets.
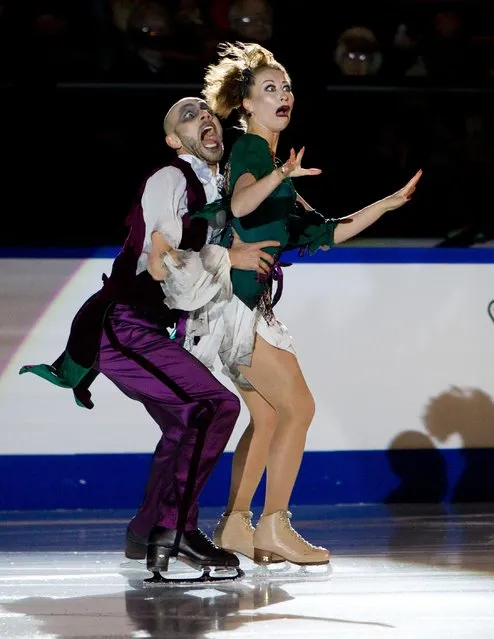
195,133,337,312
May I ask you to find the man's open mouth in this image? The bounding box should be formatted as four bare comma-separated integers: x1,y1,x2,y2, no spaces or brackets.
201,125,219,148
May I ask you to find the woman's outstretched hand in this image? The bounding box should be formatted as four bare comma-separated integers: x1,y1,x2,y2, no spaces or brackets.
384,169,423,211
280,147,322,178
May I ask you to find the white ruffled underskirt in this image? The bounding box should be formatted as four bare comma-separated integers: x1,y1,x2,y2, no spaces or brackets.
186,294,296,388
160,246,295,388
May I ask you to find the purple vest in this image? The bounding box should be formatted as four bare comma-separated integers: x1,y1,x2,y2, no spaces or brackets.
65,157,208,370
101,157,207,310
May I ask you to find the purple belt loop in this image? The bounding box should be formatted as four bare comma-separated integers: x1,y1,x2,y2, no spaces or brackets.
255,253,291,308
271,261,284,308
173,311,188,343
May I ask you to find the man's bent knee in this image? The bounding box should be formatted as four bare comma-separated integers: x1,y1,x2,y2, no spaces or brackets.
223,393,241,421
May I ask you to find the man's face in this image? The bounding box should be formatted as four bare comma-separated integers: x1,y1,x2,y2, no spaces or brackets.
166,98,223,165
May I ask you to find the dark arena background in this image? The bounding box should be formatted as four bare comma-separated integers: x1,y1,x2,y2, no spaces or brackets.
1,1,494,637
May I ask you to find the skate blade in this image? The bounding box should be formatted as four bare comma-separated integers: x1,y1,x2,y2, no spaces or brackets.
143,567,245,588
252,561,332,583
120,559,147,570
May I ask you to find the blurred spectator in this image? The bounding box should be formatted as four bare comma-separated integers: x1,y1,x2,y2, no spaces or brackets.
126,1,175,72
210,0,230,33
205,0,286,75
333,26,383,77
405,10,479,83
102,0,208,81
228,0,273,43
209,0,274,46
174,0,219,62
177,0,203,27
109,0,143,32
19,1,101,81
0,0,10,79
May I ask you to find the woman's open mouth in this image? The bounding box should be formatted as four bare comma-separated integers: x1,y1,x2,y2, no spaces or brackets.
276,105,291,118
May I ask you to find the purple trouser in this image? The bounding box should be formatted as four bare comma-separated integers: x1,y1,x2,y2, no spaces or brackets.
95,304,240,536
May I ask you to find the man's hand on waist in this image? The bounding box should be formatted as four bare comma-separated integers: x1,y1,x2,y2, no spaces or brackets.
228,230,280,275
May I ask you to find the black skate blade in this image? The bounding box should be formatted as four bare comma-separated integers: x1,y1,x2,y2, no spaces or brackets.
165,551,241,575
144,567,245,587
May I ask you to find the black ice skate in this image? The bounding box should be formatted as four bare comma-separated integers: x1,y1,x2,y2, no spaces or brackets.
145,526,244,585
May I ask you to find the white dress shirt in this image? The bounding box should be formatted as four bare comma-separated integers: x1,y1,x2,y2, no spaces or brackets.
135,154,231,313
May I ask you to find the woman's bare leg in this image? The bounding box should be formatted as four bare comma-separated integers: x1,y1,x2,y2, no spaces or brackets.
226,385,277,513
216,336,328,564
237,336,315,515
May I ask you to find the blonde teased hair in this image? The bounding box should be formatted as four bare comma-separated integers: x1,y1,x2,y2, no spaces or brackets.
202,41,289,125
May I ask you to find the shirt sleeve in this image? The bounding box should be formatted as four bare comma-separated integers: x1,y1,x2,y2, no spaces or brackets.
141,166,188,254
228,135,272,192
285,207,338,254
139,165,232,308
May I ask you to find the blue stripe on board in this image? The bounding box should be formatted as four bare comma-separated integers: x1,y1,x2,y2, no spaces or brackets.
286,247,494,264
3,246,494,263
0,448,492,511
0,246,118,259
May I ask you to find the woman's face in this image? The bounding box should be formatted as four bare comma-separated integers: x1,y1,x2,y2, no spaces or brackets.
243,67,294,133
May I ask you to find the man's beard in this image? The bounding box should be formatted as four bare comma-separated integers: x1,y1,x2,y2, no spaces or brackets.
179,134,223,165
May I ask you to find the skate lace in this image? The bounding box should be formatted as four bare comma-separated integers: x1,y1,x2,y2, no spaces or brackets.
221,511,254,532
280,511,319,550
194,528,217,550
240,511,255,531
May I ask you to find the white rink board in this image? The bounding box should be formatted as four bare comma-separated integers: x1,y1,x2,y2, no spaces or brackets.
1,257,494,454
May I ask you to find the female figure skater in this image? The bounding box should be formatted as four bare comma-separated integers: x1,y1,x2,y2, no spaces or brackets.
153,42,421,567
